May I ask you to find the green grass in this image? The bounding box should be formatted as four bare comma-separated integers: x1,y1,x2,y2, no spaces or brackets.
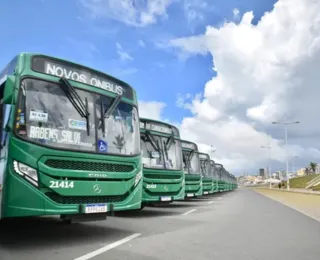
289,174,319,189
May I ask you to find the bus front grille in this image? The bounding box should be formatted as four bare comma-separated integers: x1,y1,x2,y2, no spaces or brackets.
144,174,181,179
44,159,134,172
45,192,128,204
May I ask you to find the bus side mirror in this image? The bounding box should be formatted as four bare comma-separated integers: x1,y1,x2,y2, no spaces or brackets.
3,76,15,104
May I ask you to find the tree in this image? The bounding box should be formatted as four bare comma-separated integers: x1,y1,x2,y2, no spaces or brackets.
305,167,310,175
310,162,317,174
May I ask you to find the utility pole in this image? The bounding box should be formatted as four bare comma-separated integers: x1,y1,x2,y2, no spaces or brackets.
210,145,216,157
272,120,300,190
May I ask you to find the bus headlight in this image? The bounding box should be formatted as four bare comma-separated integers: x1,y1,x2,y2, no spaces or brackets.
13,161,38,187
134,170,142,186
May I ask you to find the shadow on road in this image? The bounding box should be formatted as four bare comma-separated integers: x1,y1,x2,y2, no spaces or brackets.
114,208,179,218
0,217,130,250
152,203,200,208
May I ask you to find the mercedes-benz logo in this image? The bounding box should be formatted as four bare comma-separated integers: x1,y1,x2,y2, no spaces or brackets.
93,184,102,194
164,185,168,191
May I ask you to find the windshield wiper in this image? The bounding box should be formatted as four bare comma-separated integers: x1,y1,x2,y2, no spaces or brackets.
103,94,122,119
146,131,160,152
165,134,174,150
100,101,106,137
59,77,90,136
99,94,122,137
183,152,192,174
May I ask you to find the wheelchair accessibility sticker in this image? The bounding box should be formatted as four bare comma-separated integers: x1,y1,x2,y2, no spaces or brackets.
98,139,108,152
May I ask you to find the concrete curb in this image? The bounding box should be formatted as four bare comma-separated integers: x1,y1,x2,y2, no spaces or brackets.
254,187,320,196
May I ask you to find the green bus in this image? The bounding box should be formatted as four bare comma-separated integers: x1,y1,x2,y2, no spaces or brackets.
181,140,202,198
233,175,238,190
0,53,142,222
198,152,212,195
214,163,225,192
140,118,184,205
210,160,219,193
229,173,237,191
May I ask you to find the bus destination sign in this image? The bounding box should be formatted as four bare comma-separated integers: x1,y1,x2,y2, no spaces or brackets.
31,56,133,100
145,122,172,134
199,154,209,160
181,142,195,150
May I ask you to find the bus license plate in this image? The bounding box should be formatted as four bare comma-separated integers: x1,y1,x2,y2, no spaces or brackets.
161,196,172,201
85,204,107,214
187,193,194,197
203,191,208,195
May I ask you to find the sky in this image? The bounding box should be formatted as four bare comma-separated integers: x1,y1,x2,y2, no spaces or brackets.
1,0,320,175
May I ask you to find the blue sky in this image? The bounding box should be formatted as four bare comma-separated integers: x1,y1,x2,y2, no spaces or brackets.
0,0,276,122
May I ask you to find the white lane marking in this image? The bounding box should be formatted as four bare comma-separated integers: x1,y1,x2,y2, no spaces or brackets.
217,197,222,200
73,233,141,260
208,201,214,204
182,209,197,216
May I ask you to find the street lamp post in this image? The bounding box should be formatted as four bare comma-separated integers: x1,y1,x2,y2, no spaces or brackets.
272,120,300,190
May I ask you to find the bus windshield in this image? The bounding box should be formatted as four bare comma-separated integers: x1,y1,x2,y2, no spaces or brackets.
141,133,182,170
182,150,200,174
200,159,211,177
210,162,216,178
15,78,140,155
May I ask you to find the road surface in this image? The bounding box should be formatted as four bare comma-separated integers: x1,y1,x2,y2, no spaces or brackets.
0,189,319,260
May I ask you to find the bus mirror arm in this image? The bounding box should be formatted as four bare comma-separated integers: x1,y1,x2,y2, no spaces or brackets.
3,76,15,105
0,127,10,149
4,124,11,132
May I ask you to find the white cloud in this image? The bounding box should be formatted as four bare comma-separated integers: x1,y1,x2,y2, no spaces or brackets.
183,0,207,24
233,8,240,20
138,100,167,120
116,42,133,61
80,0,175,27
166,0,320,174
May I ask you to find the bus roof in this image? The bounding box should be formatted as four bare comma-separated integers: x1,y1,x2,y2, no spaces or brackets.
180,139,198,151
198,152,210,160
140,117,180,137
19,52,132,87
4,53,136,101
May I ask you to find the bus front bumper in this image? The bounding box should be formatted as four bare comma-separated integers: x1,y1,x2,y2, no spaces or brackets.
2,172,142,218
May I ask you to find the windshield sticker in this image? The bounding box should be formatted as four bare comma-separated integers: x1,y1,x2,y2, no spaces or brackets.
29,126,92,147
68,119,87,131
29,110,48,122
98,139,108,152
142,158,163,168
18,112,25,124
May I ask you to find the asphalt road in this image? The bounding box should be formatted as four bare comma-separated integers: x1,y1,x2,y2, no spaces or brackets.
0,189,319,260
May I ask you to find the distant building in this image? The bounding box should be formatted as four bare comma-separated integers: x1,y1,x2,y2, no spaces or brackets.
259,168,266,178
297,168,306,177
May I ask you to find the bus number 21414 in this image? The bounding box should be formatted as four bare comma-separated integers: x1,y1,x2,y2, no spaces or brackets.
49,181,75,189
